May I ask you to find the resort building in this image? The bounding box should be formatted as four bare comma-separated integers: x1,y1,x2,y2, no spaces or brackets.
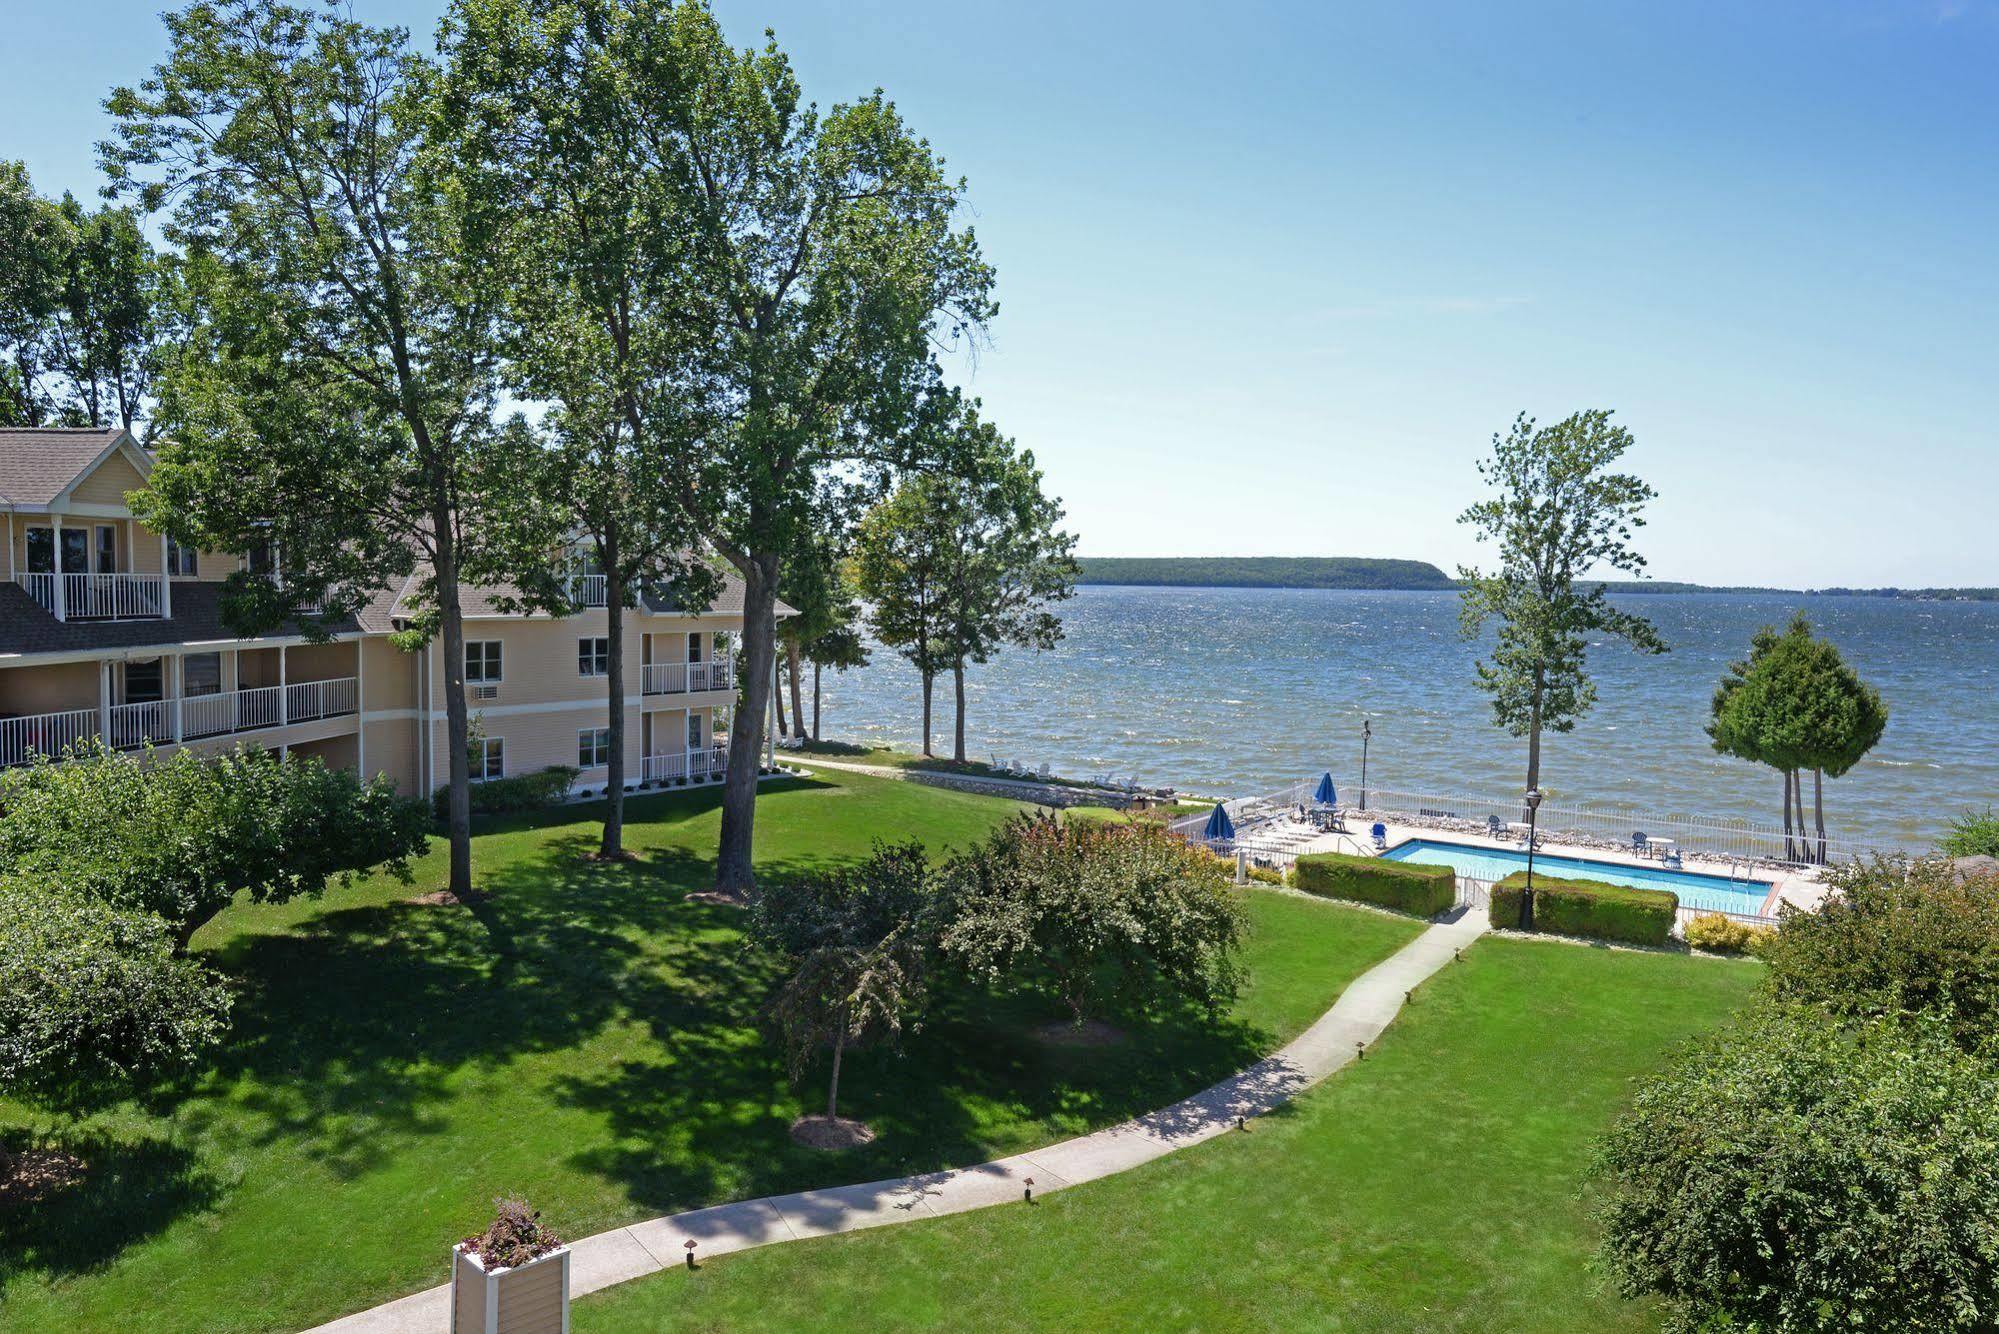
0,426,775,794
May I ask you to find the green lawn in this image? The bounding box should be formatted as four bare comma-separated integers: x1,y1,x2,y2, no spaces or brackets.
574,939,1763,1332
0,770,1419,1333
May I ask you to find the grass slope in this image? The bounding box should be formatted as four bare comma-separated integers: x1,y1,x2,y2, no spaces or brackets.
0,771,1417,1333
575,939,1762,1332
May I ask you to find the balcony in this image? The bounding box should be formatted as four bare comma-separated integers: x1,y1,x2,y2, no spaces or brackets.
566,574,608,607
17,571,166,621
641,660,734,696
0,676,359,767
641,746,729,786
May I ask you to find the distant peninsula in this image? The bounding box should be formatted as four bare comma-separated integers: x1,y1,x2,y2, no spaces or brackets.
1077,556,1458,590
1076,557,1997,601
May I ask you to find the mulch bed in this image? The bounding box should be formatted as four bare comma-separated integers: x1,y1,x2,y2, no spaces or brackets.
684,890,747,908
0,1148,86,1209
408,888,489,908
789,1115,877,1151
1033,1019,1128,1048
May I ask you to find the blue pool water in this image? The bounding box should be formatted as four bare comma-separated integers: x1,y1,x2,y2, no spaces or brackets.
1379,838,1774,916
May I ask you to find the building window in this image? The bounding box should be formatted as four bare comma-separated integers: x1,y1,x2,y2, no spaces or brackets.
474,737,505,781
686,713,704,750
123,658,164,705
578,637,610,677
577,727,612,768
95,525,117,573
465,640,503,684
183,652,222,696
166,538,199,578
687,632,704,663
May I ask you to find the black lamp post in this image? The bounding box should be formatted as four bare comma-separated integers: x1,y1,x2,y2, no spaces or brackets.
1522,787,1543,931
1360,719,1371,810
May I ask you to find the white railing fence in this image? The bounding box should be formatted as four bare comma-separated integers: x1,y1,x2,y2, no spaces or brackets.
16,572,56,614
66,572,165,620
567,574,609,607
642,660,735,696
286,675,358,723
641,747,730,785
0,677,359,767
0,708,97,767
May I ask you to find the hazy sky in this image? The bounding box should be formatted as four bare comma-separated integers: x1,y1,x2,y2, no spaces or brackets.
8,0,1995,586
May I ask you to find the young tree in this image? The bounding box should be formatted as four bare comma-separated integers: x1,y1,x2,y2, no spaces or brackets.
0,744,429,951
1708,622,1802,858
1457,411,1666,797
747,842,933,1130
935,413,1078,762
0,882,232,1172
613,4,995,894
439,0,718,859
939,815,1245,1026
850,476,956,755
106,0,509,900
805,594,869,742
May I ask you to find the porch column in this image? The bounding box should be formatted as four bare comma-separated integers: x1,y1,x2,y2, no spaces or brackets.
52,513,65,621
278,645,289,726
5,511,14,582
158,528,172,619
355,640,366,777
97,659,110,745
170,654,183,743
766,644,777,770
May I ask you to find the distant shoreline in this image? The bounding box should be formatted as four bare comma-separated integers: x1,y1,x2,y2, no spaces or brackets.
1075,557,1997,601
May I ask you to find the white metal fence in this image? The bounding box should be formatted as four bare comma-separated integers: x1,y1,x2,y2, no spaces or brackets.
0,677,360,766
641,660,735,696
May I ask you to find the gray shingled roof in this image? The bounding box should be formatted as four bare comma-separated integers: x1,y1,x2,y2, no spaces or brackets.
0,426,129,506
0,580,364,657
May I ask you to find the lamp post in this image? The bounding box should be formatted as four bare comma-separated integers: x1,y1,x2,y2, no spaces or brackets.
1360,719,1371,810
1523,787,1543,931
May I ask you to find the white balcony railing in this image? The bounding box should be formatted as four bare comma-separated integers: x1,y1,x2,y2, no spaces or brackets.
15,572,166,621
642,660,734,696
641,747,729,785
567,574,608,607
0,676,361,767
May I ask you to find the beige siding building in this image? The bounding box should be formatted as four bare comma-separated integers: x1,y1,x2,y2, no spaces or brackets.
0,427,778,795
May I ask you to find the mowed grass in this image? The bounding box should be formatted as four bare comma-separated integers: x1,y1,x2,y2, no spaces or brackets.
0,770,1419,1333
575,939,1763,1333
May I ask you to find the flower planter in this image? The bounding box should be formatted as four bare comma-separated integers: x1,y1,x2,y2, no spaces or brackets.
451,1241,570,1334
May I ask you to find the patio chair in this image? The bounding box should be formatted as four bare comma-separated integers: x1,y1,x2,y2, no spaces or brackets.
1631,831,1649,855
1486,815,1504,838
1371,821,1388,851
1661,850,1683,870
1036,763,1052,780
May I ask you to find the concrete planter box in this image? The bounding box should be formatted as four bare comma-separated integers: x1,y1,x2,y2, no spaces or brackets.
451,1241,570,1334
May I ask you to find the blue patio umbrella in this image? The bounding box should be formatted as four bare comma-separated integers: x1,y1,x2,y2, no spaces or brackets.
1203,801,1236,842
1313,772,1337,806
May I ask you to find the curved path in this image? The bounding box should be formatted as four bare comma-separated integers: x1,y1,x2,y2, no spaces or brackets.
313,909,1490,1332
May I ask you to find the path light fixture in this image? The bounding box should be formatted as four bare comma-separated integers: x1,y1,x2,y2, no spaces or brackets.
1023,1176,1034,1204
1523,788,1543,931
684,1239,697,1270
1237,1114,1246,1132
1355,1041,1366,1060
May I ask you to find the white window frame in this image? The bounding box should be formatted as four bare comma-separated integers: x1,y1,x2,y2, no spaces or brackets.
578,636,610,677
577,726,612,769
166,537,199,578
466,640,503,684
686,713,704,750
474,736,506,781
94,524,117,573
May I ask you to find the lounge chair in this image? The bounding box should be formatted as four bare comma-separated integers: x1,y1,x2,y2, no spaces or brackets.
1036,763,1052,780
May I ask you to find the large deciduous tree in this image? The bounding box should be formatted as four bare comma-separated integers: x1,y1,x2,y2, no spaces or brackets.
0,161,159,430
1458,410,1666,798
106,0,508,900
439,0,718,859
850,475,956,755
934,409,1077,763
622,3,995,893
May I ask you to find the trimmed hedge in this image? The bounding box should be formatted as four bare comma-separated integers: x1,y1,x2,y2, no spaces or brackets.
1683,911,1774,956
1292,851,1456,918
434,765,579,818
1488,871,1677,946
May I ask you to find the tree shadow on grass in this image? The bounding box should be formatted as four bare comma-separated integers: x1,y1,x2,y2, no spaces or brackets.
0,1130,218,1283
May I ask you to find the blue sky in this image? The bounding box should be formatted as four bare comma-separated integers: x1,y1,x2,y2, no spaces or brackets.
7,0,1995,586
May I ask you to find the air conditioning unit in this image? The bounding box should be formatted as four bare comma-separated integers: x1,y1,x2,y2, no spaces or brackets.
472,684,499,702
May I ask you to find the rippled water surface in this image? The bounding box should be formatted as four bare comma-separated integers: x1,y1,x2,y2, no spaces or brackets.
814,587,1999,851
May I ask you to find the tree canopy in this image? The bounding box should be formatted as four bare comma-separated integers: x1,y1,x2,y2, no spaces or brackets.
1457,410,1666,794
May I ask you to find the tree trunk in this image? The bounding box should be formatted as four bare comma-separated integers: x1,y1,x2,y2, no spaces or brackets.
1813,767,1827,864
600,548,627,859
433,503,474,901
1780,769,1795,863
773,662,788,738
826,1023,846,1120
715,554,779,896
1523,682,1543,819
952,660,968,763
1793,771,1812,865
812,661,822,742
787,638,805,747
920,670,934,758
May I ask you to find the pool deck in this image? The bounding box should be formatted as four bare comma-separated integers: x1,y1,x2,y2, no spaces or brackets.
1261,817,1826,917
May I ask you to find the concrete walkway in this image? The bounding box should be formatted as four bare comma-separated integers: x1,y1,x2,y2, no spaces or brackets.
311,908,1490,1332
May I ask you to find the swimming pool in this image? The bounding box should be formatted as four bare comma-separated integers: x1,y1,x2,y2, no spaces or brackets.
1379,838,1775,917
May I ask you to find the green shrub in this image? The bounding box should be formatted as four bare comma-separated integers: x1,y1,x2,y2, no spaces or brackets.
1683,911,1772,956
1292,852,1455,918
1940,806,1999,859
437,765,578,818
1489,872,1677,946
